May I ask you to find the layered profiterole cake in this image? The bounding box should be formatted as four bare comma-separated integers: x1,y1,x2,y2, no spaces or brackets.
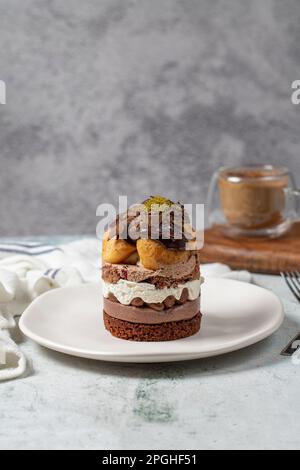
102,196,203,341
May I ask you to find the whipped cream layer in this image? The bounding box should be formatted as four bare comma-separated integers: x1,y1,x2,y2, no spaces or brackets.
102,278,203,305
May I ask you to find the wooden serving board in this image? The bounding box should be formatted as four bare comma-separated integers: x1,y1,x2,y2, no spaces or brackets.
201,223,300,274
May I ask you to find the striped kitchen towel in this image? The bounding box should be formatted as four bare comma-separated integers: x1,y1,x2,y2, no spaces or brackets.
0,241,63,258
0,238,100,382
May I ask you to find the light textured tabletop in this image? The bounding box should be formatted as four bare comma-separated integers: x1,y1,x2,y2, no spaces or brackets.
1,238,300,450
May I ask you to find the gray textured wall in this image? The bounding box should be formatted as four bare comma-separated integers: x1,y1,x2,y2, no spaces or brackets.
0,0,300,235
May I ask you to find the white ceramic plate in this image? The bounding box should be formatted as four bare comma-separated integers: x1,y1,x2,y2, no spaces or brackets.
19,278,284,363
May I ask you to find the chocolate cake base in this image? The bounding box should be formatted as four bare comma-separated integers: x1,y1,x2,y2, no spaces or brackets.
103,311,201,342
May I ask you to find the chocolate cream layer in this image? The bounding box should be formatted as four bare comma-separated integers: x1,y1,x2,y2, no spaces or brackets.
102,253,200,288
104,297,200,324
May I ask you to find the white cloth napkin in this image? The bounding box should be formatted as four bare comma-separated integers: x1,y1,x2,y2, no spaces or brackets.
0,239,99,382
0,238,252,382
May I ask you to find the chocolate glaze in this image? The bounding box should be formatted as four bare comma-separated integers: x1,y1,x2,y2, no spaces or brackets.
108,203,195,250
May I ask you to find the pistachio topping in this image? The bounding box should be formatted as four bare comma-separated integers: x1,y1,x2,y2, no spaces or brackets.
142,195,174,212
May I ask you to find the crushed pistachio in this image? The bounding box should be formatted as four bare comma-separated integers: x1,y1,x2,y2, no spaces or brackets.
142,195,174,212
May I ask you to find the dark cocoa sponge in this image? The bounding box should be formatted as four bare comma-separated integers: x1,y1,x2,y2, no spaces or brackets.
103,311,201,342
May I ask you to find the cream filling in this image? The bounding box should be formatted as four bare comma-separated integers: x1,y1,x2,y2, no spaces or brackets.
102,278,204,305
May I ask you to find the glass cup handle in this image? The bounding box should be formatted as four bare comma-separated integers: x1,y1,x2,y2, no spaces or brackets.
206,167,225,227
285,188,300,220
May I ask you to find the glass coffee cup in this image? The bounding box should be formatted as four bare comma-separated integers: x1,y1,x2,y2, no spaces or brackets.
207,165,300,238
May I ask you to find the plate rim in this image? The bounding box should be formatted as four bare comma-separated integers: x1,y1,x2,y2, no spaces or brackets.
19,278,284,363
